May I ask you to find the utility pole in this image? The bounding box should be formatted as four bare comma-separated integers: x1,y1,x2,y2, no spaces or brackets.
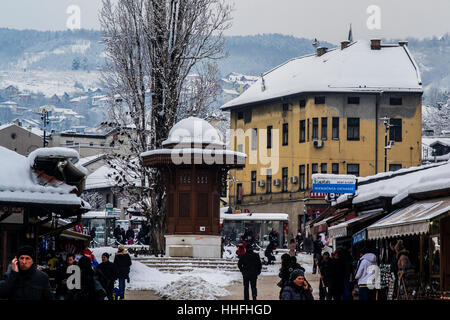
40,108,50,147
380,116,395,172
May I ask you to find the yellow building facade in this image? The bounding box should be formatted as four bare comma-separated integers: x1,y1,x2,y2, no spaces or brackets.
222,40,423,236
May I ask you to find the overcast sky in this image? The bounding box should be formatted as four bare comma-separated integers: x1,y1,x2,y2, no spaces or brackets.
0,0,448,43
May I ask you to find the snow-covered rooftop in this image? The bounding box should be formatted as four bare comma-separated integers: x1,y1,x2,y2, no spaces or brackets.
0,146,88,207
337,160,450,207
221,40,423,110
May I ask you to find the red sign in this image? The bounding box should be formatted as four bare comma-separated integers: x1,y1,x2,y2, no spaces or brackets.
309,191,326,198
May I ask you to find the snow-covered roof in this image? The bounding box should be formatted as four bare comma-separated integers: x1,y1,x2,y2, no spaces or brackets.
162,117,225,147
28,147,80,167
0,146,88,207
84,165,117,190
77,154,106,167
221,40,423,110
337,160,450,207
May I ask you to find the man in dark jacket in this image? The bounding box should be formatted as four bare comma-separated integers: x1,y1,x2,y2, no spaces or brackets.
0,245,54,300
114,245,132,300
113,225,122,244
281,269,314,300
264,241,276,265
327,250,345,300
97,252,118,301
125,226,135,244
318,252,331,300
312,237,324,274
55,253,77,300
238,246,262,300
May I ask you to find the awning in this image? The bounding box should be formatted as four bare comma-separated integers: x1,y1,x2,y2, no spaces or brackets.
313,211,347,234
367,197,450,240
328,208,385,239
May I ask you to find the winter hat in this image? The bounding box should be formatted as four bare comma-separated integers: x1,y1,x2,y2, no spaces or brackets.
102,252,110,259
289,268,305,282
17,245,35,261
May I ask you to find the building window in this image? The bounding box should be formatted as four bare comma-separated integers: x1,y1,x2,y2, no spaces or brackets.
321,117,327,140
306,164,309,189
320,163,327,173
238,144,243,153
236,183,243,204
244,110,252,123
390,97,403,105
347,164,360,176
390,118,402,142
332,117,339,139
299,120,306,143
332,163,339,174
312,163,318,174
266,169,272,194
312,118,319,140
282,123,289,146
348,97,360,104
66,140,74,146
347,118,360,141
315,96,325,104
267,126,272,149
237,111,244,120
282,167,288,192
251,128,257,150
299,165,305,190
299,98,306,108
389,164,402,172
251,171,257,195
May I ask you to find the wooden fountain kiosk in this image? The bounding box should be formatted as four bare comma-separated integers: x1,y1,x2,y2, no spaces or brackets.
141,117,246,258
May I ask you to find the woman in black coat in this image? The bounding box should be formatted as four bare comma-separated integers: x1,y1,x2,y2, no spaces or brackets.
97,253,118,301
281,269,314,301
114,245,132,300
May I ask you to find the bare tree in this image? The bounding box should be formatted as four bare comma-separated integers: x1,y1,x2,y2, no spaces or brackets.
99,0,232,252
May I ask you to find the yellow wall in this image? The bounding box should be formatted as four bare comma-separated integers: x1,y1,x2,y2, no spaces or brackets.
228,93,422,202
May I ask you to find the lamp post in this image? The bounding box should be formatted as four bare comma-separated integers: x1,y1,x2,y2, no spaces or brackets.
380,116,394,172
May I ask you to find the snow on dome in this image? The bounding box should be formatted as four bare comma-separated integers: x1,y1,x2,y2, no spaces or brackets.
162,117,225,147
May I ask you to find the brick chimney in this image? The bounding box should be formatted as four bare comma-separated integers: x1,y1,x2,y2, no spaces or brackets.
341,40,350,50
370,39,381,50
317,47,328,56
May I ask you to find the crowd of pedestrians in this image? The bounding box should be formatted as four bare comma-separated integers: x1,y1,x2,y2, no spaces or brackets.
0,244,132,301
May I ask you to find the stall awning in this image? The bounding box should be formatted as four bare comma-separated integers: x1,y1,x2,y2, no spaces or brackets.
367,197,450,240
328,208,385,239
313,211,347,234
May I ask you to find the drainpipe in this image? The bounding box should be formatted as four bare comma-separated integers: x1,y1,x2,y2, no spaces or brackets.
375,92,383,174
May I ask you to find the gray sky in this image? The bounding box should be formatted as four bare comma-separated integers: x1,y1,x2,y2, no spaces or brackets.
0,0,448,43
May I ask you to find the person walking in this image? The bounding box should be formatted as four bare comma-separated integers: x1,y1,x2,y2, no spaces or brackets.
236,236,247,258
237,245,262,300
278,254,305,299
113,225,122,244
120,228,126,244
65,256,107,301
264,241,276,265
55,253,77,300
0,245,54,300
340,243,354,300
354,247,378,301
295,232,303,252
327,250,345,300
312,236,324,274
318,252,331,300
281,269,314,300
97,252,118,301
114,245,132,300
125,226,135,245
268,229,279,248
288,238,297,257
90,226,97,247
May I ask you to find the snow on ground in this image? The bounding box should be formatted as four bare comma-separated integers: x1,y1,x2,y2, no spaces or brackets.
91,247,241,300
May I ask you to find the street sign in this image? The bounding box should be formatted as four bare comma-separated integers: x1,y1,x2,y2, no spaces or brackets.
312,174,357,194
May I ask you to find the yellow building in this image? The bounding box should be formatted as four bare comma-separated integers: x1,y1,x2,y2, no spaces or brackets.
221,39,423,236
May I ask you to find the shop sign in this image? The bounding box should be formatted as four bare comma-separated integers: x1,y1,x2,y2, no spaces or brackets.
352,229,367,245
312,174,357,194
1,206,24,224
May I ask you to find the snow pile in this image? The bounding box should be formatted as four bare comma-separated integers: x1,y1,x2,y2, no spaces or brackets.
157,276,229,300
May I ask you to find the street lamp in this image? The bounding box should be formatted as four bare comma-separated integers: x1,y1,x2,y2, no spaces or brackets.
380,116,395,172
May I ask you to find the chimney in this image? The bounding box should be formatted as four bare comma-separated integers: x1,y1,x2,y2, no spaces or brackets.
370,39,381,50
341,40,350,50
398,40,408,47
317,47,328,56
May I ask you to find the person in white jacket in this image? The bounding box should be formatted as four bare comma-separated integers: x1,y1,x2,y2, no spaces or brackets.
354,248,378,300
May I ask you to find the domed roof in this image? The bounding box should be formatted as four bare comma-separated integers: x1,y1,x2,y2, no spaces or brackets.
162,116,225,147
